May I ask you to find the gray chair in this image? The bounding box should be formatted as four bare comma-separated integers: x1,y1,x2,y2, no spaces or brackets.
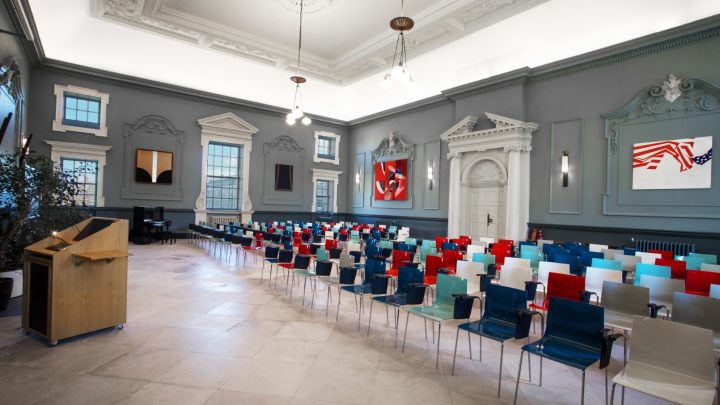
636,275,684,318
601,281,650,363
672,292,720,352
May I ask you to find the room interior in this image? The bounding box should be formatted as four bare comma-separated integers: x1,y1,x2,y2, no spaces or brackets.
0,0,719,404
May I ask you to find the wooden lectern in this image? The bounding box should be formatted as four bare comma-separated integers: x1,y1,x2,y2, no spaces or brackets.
22,217,131,346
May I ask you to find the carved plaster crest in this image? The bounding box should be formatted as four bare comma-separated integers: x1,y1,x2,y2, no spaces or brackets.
662,74,682,103
267,135,302,153
372,132,414,162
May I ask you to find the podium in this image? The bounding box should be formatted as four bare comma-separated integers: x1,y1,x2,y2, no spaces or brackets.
22,217,131,345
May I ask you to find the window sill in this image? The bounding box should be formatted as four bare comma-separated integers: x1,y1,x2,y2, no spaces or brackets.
53,120,107,137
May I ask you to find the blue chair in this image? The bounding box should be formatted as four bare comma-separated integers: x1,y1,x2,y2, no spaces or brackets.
367,266,426,346
402,273,468,368
268,249,294,288
553,254,581,276
677,255,712,270
452,284,541,397
336,258,390,331
564,242,589,256
591,258,622,271
634,263,671,285
580,251,604,268
513,298,621,405
442,242,459,251
689,252,718,264
404,237,417,246
472,253,496,267
623,247,638,256
260,245,279,284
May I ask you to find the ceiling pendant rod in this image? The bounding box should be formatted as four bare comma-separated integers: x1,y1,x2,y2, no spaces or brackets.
286,0,311,126
296,0,303,75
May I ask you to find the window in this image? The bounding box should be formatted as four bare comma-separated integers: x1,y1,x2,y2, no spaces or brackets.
315,179,331,212
206,142,241,210
53,84,110,137
63,94,101,129
313,131,341,165
60,158,98,207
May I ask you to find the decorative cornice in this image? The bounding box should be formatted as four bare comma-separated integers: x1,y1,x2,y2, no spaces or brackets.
440,115,478,140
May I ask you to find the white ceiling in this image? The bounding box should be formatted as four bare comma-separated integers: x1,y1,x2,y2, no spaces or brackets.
28,0,720,122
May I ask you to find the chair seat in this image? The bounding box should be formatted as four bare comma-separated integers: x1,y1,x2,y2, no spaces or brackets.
265,258,280,264
459,319,516,342
604,310,634,331
341,285,371,295
373,294,409,307
424,276,437,285
528,302,547,312
294,269,317,277
278,263,294,269
612,362,716,405
407,305,455,322
522,337,601,370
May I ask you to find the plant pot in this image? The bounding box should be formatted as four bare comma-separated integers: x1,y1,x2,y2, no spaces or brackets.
0,278,13,311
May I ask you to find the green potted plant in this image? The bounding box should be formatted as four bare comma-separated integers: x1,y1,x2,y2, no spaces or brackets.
0,135,88,311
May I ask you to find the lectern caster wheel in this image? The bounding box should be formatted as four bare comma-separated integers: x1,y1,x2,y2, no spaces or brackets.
21,329,30,336
49,340,58,347
117,324,124,330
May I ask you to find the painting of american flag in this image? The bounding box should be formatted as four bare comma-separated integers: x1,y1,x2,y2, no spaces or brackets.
632,136,713,190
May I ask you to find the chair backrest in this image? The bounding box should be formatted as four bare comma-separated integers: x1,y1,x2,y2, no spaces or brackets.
635,251,662,265
710,284,720,298
455,260,484,293
544,298,604,352
483,284,528,324
425,255,444,276
316,248,329,262
421,239,436,249
498,266,533,291
293,255,311,269
589,243,608,253
278,249,293,263
441,242,459,251
678,255,709,270
315,260,333,276
672,292,720,334
685,270,720,296
471,253,495,267
700,263,720,273
264,245,279,259
466,244,485,259
602,248,624,260
404,237,417,246
602,281,649,317
538,261,570,285
339,253,355,268
346,242,362,253
420,246,438,262
613,253,641,273
364,258,386,284
552,254,580,275
324,230,334,240
504,257,531,269
545,272,586,304
297,244,310,255
655,258,687,279
478,236,497,245
396,266,424,295
629,315,715,386
579,251,604,267
637,275,685,309
647,249,674,260
520,250,543,269
520,244,539,257
689,253,718,264
590,258,622,271
434,273,467,308
634,263,671,285
585,266,623,301
442,249,463,268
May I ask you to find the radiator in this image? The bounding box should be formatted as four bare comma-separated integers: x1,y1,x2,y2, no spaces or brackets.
209,215,240,226
635,240,696,256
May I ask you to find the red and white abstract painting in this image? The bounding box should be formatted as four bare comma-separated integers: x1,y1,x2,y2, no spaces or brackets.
374,159,408,200
632,136,712,189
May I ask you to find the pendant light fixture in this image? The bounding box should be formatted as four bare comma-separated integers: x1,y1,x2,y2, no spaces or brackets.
380,0,415,89
286,1,311,126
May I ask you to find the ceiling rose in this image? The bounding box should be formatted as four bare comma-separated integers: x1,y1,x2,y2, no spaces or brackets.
274,0,336,14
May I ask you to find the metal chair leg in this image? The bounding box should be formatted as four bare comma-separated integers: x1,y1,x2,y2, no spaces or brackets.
581,370,586,405
401,311,410,353
336,287,342,322
513,350,524,405
610,383,616,405
435,322,442,369
394,307,400,348
605,367,609,405
467,323,472,360
367,299,374,337
451,328,460,376
498,342,504,397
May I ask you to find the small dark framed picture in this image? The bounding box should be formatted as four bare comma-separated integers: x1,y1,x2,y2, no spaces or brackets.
275,164,293,191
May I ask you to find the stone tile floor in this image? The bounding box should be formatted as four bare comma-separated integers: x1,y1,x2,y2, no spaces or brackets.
0,242,674,404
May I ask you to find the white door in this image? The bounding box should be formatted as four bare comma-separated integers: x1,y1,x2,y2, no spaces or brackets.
469,187,504,240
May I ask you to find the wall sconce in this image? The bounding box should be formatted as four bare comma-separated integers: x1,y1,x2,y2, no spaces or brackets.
355,169,361,184
561,151,569,187
427,162,434,190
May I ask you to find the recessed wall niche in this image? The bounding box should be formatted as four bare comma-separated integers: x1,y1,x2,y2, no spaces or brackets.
121,115,185,200
262,135,304,206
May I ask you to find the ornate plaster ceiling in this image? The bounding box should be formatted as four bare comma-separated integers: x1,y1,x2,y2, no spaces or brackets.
89,0,545,84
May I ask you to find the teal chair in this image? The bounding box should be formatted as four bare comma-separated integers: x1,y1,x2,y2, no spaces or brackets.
316,248,329,262
472,253,496,268
521,250,543,270
420,246,438,263
676,255,710,270
421,239,436,249
404,237,417,246
591,258,622,271
689,253,718,264
350,230,361,243
634,263,671,285
402,273,468,368
520,244,540,257
380,240,394,249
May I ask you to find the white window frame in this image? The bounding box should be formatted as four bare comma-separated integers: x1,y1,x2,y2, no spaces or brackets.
53,84,110,137
311,168,342,213
45,140,111,207
313,131,341,165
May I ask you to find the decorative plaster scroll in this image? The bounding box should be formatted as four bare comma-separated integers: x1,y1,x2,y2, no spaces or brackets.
266,135,302,153
372,132,414,162
126,114,184,138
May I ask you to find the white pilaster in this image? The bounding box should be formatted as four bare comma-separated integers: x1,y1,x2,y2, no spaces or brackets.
504,144,532,241
447,152,463,238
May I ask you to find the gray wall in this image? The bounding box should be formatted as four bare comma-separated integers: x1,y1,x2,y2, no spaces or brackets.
0,1,31,153
26,65,348,228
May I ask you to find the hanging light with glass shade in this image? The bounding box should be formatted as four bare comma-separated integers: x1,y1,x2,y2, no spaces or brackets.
286,1,312,126
380,0,415,89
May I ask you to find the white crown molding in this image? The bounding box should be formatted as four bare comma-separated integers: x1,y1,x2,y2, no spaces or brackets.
89,0,544,84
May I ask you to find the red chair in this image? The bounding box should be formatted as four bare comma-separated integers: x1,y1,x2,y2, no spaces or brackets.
655,258,687,280
435,236,447,251
458,235,472,246
297,244,310,256
387,250,413,277
325,239,337,250
442,249,463,272
648,249,673,260
268,228,275,234
684,270,720,296
529,272,586,312
491,244,512,266
424,255,444,285
293,237,302,247
497,239,514,247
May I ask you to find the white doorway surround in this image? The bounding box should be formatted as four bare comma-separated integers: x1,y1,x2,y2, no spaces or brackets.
441,113,538,241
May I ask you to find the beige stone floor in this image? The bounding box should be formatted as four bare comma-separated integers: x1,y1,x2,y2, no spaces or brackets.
0,242,673,404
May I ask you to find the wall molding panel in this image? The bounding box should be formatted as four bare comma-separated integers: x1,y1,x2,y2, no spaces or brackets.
549,119,583,214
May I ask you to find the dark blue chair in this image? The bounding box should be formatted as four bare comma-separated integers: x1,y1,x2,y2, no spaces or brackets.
564,242,589,257
623,247,638,256
553,254,582,276
367,266,426,346
452,284,541,397
336,258,390,332
260,245,280,284
579,251,604,273
442,242,459,251
269,249,294,288
512,298,621,405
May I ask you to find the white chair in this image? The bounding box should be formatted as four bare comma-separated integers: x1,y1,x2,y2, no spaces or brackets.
585,267,623,303
498,266,533,292
589,243,609,253
455,260,484,294
503,257,531,269
346,242,362,253
465,244,485,260
710,284,720,299
610,316,716,405
700,263,720,273
245,230,254,237
636,275,685,317
635,251,662,265
324,230,334,240
602,248,624,260
478,237,497,246
615,254,641,273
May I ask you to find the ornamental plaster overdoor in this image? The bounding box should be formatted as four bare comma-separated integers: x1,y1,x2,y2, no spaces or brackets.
441,113,538,241
195,112,259,224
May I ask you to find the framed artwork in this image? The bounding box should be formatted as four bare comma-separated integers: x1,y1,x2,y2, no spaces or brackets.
135,148,173,184
275,164,293,191
374,159,408,200
632,136,712,189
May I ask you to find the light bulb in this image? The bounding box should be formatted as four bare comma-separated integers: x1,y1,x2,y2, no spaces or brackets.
396,67,411,83
292,107,303,119
301,116,312,126
286,112,294,120
404,78,416,89
391,64,404,78
286,116,296,125
380,75,392,89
